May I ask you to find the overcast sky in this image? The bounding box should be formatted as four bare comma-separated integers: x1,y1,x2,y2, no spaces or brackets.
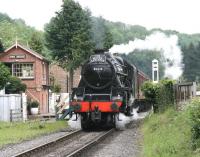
0,0,199,34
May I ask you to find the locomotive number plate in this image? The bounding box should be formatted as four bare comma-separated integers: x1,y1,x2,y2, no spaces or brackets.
90,55,106,63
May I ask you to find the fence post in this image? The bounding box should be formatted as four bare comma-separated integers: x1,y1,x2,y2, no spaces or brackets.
22,93,27,122
10,109,12,122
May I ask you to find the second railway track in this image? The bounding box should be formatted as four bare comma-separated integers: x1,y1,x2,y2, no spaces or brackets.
13,128,115,157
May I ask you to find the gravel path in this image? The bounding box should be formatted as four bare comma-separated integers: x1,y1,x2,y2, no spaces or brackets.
80,120,143,157
0,128,75,157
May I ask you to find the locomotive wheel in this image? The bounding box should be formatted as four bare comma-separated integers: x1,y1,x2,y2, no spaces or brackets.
81,113,91,130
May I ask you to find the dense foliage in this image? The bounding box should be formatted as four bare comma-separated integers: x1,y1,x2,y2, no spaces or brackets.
141,79,174,112
142,108,199,157
188,98,200,150
28,32,44,54
0,13,47,57
182,43,200,82
143,99,200,157
0,39,4,52
45,0,94,71
0,62,26,93
121,50,165,78
5,76,27,94
45,0,95,89
91,17,113,50
1,6,200,82
105,20,149,44
50,84,61,93
0,63,10,90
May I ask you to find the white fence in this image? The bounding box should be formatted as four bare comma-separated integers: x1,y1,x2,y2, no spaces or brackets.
0,94,27,122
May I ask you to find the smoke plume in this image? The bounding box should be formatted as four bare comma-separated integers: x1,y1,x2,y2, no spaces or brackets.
109,32,183,80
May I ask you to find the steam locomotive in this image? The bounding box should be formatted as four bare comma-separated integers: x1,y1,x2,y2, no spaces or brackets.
70,50,149,129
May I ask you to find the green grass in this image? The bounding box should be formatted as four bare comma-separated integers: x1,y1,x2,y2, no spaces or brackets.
0,120,67,147
141,108,200,157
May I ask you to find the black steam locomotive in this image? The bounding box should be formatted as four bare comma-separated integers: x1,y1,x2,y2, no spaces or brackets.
70,50,148,129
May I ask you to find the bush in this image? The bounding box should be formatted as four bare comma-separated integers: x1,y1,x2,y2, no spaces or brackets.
50,84,61,93
141,81,158,103
5,76,27,94
30,101,39,108
189,98,200,150
0,62,10,90
141,79,175,112
27,99,39,115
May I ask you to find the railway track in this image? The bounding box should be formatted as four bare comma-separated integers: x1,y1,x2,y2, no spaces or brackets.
12,129,82,157
13,128,115,157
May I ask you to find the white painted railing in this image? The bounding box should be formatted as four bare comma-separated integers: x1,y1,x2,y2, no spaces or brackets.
0,93,27,122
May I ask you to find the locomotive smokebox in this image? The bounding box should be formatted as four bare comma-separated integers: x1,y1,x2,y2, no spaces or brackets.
82,51,115,90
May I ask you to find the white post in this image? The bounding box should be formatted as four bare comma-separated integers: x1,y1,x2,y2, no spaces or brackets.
22,93,27,122
0,88,5,95
152,59,159,83
49,93,56,114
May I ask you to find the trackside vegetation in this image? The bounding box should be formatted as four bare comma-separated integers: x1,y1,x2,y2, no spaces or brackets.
141,80,200,157
141,79,174,112
0,121,67,147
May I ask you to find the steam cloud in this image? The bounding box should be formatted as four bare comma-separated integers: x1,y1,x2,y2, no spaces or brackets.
109,32,183,80
115,107,149,130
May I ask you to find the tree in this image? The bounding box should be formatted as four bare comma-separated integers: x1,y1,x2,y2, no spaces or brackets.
0,39,4,52
5,76,27,94
91,17,113,50
182,43,200,82
0,13,44,50
0,63,10,90
121,49,165,79
0,12,12,23
45,0,94,89
103,28,113,50
29,32,44,54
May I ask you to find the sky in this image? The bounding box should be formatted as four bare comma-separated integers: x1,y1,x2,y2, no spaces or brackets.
0,0,200,34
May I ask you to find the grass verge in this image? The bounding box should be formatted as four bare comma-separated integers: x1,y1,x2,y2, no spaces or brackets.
141,108,200,157
0,120,67,147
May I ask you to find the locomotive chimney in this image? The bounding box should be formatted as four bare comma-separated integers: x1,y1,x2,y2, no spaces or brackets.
113,53,120,56
94,49,106,54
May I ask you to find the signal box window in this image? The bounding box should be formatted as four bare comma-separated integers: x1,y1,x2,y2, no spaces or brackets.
12,63,34,79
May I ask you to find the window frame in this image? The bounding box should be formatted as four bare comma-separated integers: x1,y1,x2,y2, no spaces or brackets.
12,63,34,79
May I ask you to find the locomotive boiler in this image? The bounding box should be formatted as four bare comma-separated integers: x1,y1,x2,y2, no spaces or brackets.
70,50,148,129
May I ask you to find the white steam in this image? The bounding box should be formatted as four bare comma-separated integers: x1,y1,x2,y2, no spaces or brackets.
115,107,150,130
68,108,149,130
68,115,81,129
109,32,183,80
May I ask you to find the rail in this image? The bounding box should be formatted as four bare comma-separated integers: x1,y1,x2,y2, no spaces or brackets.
13,129,82,157
13,128,114,157
66,128,115,157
